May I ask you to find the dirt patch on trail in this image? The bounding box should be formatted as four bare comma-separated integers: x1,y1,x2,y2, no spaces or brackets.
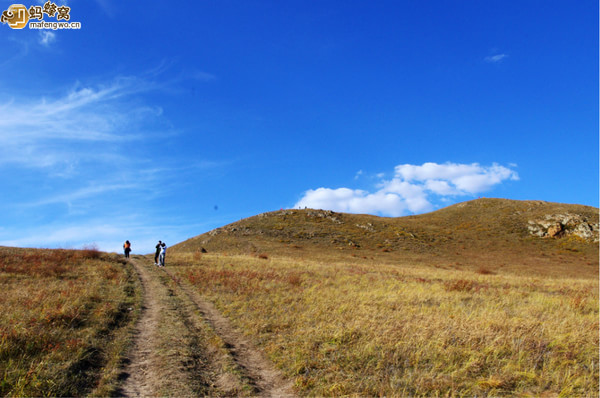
118,257,208,396
163,268,296,397
118,258,165,397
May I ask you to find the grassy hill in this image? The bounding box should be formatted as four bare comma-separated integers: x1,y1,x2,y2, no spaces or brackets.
172,198,598,278
167,198,599,396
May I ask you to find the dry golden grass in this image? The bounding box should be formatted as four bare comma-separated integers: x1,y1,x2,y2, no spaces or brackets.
170,251,599,397
0,246,140,397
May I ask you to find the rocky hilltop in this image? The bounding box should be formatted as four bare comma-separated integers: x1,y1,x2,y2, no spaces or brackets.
172,199,598,276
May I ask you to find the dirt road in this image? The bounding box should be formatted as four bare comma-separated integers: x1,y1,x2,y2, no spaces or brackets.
119,256,295,397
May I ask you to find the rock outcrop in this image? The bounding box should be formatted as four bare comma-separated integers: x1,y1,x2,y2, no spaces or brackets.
528,213,599,242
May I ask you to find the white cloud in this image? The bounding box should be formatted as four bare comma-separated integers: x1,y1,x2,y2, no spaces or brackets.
395,162,481,181
295,162,519,217
378,179,431,213
394,162,518,194
296,188,408,217
39,31,56,46
484,54,507,63
424,179,456,195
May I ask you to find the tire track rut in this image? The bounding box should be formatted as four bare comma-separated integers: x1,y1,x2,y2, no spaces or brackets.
120,256,296,397
162,266,296,397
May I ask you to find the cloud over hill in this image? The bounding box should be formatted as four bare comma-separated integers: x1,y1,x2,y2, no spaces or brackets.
295,162,518,216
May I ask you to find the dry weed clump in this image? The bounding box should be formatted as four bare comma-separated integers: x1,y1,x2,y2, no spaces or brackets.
170,252,599,397
0,247,140,397
476,266,495,275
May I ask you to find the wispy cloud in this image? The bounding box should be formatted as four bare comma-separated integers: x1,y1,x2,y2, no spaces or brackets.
295,162,519,216
0,69,225,253
39,31,56,46
191,70,216,81
21,183,141,207
484,53,508,63
0,75,163,171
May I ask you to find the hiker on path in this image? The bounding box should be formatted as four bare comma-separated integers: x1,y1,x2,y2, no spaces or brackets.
154,240,162,265
123,240,131,258
159,242,167,267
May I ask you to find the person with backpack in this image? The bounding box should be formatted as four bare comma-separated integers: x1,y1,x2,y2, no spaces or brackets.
123,240,131,258
159,242,167,267
154,240,162,265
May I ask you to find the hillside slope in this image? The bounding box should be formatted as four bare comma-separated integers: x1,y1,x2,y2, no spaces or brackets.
168,198,599,395
172,198,598,277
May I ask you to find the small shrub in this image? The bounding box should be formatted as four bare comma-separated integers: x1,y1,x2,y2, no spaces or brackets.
79,244,101,259
476,267,495,275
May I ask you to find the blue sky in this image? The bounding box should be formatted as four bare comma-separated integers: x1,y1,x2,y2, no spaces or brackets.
0,1,597,253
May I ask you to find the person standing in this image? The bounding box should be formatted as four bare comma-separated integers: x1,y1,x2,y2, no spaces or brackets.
159,242,167,267
123,240,131,258
154,240,162,265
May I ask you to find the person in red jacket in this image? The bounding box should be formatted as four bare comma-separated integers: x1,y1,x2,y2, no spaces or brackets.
123,240,131,258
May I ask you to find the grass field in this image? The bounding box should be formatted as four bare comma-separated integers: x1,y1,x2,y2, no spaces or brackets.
0,199,597,396
170,251,599,397
0,246,141,397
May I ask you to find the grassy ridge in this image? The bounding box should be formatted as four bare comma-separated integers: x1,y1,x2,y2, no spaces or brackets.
0,247,141,397
173,199,598,279
169,252,598,397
